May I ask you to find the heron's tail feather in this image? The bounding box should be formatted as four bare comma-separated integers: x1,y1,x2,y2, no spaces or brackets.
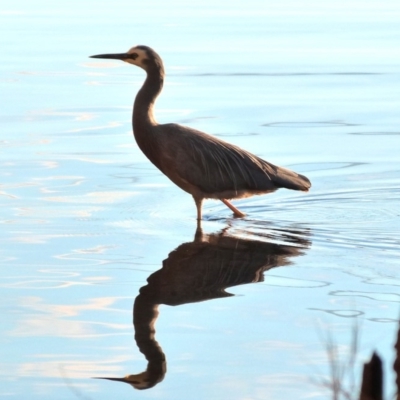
269,166,311,192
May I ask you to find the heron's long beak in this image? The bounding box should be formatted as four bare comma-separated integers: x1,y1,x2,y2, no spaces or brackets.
89,53,129,60
93,376,148,389
94,377,132,383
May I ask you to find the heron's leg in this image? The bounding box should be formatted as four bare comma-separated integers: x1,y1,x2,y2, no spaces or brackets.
221,199,246,218
194,225,204,242
193,197,203,221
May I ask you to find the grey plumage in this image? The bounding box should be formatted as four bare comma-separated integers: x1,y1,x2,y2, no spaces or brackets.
90,45,311,220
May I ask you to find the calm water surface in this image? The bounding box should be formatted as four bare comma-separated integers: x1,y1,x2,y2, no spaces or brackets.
1,1,400,399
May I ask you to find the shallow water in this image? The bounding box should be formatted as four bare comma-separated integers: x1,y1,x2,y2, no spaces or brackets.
1,1,400,399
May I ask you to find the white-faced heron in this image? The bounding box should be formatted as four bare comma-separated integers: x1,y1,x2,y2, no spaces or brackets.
90,45,311,220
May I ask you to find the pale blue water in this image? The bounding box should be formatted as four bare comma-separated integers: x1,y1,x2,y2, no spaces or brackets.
1,1,400,399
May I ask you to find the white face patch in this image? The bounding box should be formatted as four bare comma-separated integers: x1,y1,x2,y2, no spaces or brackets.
124,46,148,69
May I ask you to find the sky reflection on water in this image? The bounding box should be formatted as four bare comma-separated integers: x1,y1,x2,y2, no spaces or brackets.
1,0,400,399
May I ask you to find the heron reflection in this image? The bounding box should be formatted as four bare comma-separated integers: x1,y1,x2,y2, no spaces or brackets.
95,225,311,390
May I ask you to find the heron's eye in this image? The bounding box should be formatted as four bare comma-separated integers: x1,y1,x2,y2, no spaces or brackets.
130,53,138,60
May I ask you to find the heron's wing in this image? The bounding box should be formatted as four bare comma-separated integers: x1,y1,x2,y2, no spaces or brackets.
154,124,310,195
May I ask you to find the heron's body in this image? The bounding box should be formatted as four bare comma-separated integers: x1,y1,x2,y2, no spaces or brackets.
90,45,311,219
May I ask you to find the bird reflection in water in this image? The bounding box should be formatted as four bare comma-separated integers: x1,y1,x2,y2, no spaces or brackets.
95,225,311,390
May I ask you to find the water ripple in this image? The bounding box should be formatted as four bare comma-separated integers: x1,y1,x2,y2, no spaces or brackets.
261,120,359,128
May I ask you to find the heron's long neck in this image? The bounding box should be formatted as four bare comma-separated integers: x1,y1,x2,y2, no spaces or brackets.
133,68,164,130
133,293,165,364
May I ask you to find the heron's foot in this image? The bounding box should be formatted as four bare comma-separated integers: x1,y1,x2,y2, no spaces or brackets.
221,199,246,218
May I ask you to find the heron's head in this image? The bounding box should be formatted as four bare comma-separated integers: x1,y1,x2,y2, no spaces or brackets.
94,368,165,390
90,45,164,74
